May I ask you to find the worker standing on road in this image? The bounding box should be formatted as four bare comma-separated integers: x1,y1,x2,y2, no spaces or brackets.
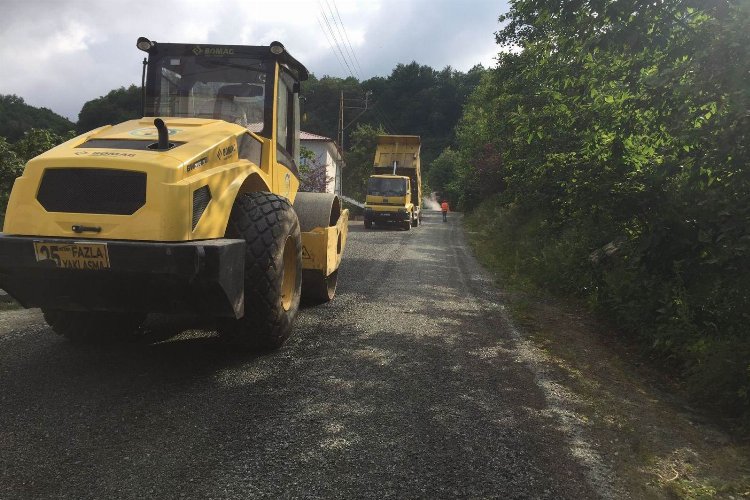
441,200,449,222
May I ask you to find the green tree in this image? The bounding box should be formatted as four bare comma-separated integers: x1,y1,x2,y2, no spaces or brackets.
427,148,464,206
455,0,750,420
301,75,362,142
300,64,486,169
363,62,487,165
341,123,385,201
0,137,23,223
77,85,141,133
0,95,74,142
298,146,333,193
1,129,76,224
13,128,75,161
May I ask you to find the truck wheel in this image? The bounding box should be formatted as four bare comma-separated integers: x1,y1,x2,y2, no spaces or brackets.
403,218,411,231
364,220,372,229
220,191,302,350
42,309,145,344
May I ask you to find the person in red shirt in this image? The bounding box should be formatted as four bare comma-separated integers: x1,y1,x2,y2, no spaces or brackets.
441,200,449,222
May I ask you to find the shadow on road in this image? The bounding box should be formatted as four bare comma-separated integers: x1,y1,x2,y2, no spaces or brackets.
0,207,596,499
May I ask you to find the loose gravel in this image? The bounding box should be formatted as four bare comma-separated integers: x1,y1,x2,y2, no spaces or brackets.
0,212,604,499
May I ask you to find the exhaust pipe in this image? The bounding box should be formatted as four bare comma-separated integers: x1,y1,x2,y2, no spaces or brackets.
154,118,170,150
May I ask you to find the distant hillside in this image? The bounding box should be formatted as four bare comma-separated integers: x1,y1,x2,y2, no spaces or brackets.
77,85,141,134
0,95,75,142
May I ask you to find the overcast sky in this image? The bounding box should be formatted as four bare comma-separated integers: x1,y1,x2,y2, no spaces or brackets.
0,0,507,121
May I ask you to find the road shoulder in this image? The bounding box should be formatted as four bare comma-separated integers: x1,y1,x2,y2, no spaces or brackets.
464,227,750,498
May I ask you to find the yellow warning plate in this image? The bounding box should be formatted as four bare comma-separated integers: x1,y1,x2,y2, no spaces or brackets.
33,241,110,270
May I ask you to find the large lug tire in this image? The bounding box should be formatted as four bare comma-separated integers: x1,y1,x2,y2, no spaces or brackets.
403,216,412,231
220,192,302,350
43,309,145,344
364,219,372,229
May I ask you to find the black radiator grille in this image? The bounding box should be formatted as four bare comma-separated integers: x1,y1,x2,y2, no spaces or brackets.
192,186,211,230
37,168,147,215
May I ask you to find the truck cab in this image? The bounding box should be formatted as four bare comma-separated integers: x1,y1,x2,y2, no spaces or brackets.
364,175,414,230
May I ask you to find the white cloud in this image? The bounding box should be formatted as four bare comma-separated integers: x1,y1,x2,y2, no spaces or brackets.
0,0,506,121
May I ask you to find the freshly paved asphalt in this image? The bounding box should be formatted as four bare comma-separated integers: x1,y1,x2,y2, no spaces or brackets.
0,211,600,499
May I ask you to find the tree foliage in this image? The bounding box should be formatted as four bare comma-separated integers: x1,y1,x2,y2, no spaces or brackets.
301,75,361,143
455,0,750,421
301,63,486,186
0,129,74,224
426,147,465,206
0,95,74,142
298,146,334,193
341,123,386,201
0,137,23,221
77,85,141,133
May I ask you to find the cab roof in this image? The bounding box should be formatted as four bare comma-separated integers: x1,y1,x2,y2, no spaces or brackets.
144,41,309,81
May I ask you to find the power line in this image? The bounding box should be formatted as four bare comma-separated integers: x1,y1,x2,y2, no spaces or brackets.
319,13,354,78
370,101,397,134
318,3,357,79
316,15,349,76
322,1,398,133
316,1,398,136
330,0,366,77
324,0,363,80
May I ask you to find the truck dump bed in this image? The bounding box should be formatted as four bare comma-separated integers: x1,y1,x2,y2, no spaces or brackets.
372,135,422,209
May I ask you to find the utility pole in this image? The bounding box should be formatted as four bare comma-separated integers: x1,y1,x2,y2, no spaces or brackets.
337,90,371,198
337,90,371,153
338,92,344,196
338,91,344,152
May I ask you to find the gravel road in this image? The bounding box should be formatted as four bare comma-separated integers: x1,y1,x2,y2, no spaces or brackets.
0,211,603,499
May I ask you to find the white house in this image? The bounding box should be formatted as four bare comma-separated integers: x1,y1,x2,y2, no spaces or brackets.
300,131,343,195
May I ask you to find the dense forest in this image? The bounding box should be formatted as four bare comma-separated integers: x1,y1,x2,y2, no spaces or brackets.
0,95,74,142
445,0,750,423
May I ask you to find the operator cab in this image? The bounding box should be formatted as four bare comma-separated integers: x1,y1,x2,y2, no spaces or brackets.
138,38,308,165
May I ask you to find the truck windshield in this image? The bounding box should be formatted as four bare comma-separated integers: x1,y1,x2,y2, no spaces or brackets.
368,178,407,196
145,56,269,133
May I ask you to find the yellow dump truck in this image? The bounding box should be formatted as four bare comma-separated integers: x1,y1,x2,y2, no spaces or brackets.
363,135,422,230
0,38,348,349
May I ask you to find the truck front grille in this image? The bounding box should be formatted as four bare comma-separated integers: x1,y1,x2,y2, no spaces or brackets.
37,168,147,215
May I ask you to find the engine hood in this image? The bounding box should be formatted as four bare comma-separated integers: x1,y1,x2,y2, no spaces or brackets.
83,117,243,143
32,117,254,168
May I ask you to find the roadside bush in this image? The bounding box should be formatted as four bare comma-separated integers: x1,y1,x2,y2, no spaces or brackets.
467,200,593,294
457,0,750,425
0,128,75,225
468,196,750,424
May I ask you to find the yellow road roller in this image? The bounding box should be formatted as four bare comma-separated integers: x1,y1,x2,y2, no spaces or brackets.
0,38,348,349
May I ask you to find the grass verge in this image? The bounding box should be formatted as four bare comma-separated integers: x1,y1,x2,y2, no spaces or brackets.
464,210,750,499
